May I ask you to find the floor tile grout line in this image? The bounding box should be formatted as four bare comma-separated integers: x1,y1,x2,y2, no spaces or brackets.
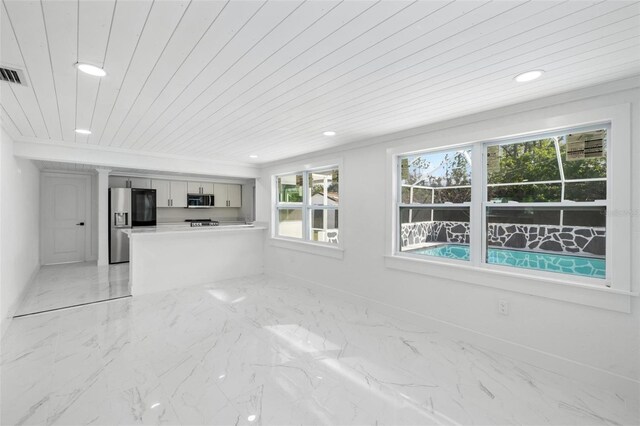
13,295,132,319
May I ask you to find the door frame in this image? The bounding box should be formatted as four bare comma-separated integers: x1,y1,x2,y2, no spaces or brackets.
40,171,93,265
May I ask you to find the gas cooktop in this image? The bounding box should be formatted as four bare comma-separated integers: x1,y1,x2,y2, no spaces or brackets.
185,219,219,227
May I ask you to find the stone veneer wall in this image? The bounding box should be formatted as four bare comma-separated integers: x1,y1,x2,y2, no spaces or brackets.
401,221,606,257
401,221,470,247
487,223,605,257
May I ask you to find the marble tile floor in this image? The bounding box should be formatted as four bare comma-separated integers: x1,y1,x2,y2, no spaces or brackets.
1,274,637,425
14,262,130,317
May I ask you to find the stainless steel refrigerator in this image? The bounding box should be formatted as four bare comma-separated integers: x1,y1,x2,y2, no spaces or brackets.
109,188,156,264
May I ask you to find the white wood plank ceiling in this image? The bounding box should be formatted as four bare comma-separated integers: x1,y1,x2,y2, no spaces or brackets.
2,0,640,164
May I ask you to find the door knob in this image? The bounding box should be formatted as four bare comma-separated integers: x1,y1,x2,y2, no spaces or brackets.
76,222,85,226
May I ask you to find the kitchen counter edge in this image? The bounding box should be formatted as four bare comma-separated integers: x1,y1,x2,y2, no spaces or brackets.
121,225,266,236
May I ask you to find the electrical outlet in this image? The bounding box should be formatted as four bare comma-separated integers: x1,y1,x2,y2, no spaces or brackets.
498,299,509,316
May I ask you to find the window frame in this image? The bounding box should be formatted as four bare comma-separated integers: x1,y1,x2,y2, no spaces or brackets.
386,104,632,312
273,164,341,249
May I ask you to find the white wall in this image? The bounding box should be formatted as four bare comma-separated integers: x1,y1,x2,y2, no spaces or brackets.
0,130,40,337
239,182,256,222
257,80,640,397
91,173,98,260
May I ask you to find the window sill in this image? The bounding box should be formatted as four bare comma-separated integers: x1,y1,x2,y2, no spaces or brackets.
269,237,344,259
384,255,634,313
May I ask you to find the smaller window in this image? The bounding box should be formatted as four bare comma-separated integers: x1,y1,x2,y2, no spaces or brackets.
275,167,339,245
398,148,472,261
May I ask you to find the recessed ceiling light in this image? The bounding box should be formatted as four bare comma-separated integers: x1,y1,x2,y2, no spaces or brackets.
249,154,258,159
75,63,106,77
247,415,257,422
514,70,543,83
323,131,336,136
75,128,91,135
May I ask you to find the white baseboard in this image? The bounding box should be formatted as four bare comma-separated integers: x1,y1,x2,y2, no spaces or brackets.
1,264,40,339
266,269,640,403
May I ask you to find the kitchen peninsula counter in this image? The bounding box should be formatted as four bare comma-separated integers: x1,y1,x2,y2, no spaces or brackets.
122,223,264,236
125,223,266,296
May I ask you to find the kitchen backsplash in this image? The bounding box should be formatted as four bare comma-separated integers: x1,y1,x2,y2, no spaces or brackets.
156,207,243,223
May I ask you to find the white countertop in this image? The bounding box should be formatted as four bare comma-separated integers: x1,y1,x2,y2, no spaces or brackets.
121,224,266,236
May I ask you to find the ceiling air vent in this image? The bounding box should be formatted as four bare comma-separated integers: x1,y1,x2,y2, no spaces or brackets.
0,66,26,86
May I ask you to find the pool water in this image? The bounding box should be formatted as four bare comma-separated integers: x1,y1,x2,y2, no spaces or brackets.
409,244,605,279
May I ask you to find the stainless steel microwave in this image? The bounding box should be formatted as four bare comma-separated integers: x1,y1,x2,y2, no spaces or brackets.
187,194,214,208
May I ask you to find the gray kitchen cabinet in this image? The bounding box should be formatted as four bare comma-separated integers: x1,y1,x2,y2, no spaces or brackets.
201,182,214,194
109,176,150,189
227,184,242,207
152,180,171,207
187,182,199,194
109,176,129,188
129,177,151,189
214,183,242,207
187,181,214,194
152,180,188,208
170,181,188,208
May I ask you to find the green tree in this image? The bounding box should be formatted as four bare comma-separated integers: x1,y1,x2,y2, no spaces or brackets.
488,136,606,202
488,139,560,202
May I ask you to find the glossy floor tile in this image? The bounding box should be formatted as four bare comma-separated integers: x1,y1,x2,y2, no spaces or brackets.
1,275,637,425
14,262,130,316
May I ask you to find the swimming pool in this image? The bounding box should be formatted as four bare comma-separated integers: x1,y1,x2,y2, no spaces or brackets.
408,244,605,279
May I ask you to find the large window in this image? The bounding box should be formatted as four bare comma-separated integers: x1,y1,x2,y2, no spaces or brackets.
275,167,339,245
396,125,609,282
485,128,607,279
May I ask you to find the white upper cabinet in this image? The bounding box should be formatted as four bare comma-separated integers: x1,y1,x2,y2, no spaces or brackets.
122,177,239,208
187,182,214,194
201,182,214,194
129,177,151,189
213,184,226,207
152,179,187,208
214,184,242,207
187,182,200,194
109,176,150,189
227,184,242,207
151,180,171,207
170,181,188,208
109,176,129,188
